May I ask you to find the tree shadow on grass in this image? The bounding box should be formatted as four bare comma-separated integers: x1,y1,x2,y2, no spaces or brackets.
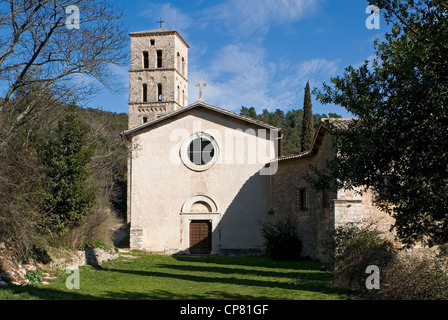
102,267,348,298
1,255,351,300
156,263,331,281
1,284,269,301
100,289,269,300
172,255,324,270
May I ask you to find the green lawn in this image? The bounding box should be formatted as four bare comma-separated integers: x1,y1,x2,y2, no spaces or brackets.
0,250,355,300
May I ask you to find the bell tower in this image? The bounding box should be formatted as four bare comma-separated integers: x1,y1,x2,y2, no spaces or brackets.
128,29,189,129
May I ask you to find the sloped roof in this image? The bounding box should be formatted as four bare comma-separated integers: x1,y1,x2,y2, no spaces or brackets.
276,151,313,162
274,118,354,162
129,29,190,48
121,101,282,137
320,118,353,131
130,29,174,35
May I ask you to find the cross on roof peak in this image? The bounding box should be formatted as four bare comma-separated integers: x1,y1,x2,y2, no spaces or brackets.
196,79,207,102
157,18,165,29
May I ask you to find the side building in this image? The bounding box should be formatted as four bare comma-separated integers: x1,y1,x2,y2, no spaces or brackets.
272,118,395,260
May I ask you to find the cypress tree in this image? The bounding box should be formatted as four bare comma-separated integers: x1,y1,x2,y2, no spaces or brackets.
301,81,314,152
38,113,98,235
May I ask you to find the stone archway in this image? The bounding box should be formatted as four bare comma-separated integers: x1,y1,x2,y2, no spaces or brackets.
181,195,218,214
180,195,220,255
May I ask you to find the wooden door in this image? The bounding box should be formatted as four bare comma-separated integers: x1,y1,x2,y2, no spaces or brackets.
189,220,212,254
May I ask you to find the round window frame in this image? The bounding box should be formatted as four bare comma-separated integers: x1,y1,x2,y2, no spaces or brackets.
180,132,219,171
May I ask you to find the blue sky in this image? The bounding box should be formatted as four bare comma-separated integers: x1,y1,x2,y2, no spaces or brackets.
85,0,387,118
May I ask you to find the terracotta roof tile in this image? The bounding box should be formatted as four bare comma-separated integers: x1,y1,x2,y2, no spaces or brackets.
320,118,354,131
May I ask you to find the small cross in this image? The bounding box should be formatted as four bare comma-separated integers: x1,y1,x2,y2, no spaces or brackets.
196,79,207,102
157,18,165,29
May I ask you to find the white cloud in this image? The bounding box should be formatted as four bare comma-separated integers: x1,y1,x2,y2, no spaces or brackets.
201,0,321,39
140,3,192,35
270,58,341,109
188,44,277,111
134,1,332,113
188,42,340,114
297,58,339,77
122,1,346,116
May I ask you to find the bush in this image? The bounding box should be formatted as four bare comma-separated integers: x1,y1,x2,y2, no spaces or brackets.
331,223,448,300
438,243,448,257
377,252,448,300
0,140,47,261
260,214,302,260
55,203,121,251
331,223,397,293
25,270,43,285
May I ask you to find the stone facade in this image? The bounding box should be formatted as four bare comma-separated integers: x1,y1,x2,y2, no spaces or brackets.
123,103,280,255
272,126,337,259
128,29,189,128
272,120,395,260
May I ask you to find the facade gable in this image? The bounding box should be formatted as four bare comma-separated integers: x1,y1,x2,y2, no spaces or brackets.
125,105,280,255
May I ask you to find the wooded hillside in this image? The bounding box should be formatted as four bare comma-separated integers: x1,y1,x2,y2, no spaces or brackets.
240,106,341,155
0,100,128,260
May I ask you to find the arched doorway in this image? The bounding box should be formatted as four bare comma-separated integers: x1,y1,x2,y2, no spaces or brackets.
181,195,219,255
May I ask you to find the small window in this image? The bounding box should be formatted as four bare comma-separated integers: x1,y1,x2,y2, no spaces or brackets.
156,50,163,68
157,83,163,101
142,83,148,102
296,188,307,210
143,51,149,69
182,57,185,75
142,116,148,123
150,39,155,46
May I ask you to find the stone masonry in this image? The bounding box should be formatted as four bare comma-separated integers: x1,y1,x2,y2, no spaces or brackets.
128,29,189,128
272,120,394,261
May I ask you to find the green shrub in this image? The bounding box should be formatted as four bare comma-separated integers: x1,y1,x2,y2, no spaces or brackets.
438,243,448,257
377,253,448,300
56,203,120,251
260,215,302,260
331,223,397,293
92,241,107,250
25,270,43,285
331,223,448,300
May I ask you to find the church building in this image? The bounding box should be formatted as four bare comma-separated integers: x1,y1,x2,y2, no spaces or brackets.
121,28,393,260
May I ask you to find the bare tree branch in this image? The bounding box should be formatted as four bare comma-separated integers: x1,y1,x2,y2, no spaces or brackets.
0,0,128,148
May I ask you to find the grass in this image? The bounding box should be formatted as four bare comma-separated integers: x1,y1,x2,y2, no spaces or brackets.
0,251,355,300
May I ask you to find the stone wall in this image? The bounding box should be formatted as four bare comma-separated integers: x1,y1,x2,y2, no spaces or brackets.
273,132,337,259
273,128,394,261
0,244,118,286
130,228,144,250
128,30,189,128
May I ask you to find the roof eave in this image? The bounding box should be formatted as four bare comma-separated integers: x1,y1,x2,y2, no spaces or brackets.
121,101,282,137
